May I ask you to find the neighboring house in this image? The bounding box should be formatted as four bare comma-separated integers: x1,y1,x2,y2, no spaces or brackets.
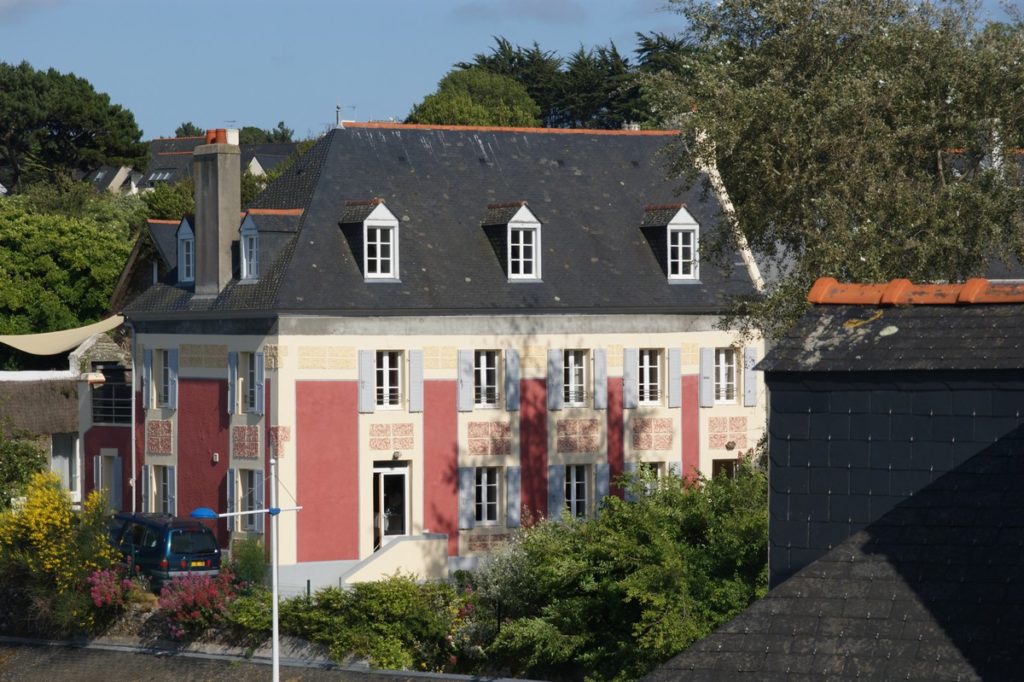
85,124,767,590
654,277,1024,680
144,132,296,188
84,165,143,194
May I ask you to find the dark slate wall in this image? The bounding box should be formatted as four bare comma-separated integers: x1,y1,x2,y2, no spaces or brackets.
767,370,1024,587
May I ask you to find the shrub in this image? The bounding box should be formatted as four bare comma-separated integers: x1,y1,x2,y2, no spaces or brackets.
225,587,272,645
228,537,266,587
157,569,237,640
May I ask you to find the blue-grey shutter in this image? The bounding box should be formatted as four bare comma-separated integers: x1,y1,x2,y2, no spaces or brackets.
142,349,153,410
593,349,607,410
622,348,639,409
457,350,473,412
254,352,266,415
112,456,123,511
623,461,638,502
668,348,681,408
668,462,682,478
699,348,714,407
168,349,179,409
358,350,375,413
505,349,520,411
254,470,265,533
226,468,237,515
743,347,758,407
595,462,610,504
458,467,475,529
408,350,424,413
547,349,563,411
505,466,521,528
227,352,238,415
547,465,565,521
141,464,151,512
167,465,176,515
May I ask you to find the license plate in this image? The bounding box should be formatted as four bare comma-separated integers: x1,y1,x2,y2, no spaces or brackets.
190,560,205,567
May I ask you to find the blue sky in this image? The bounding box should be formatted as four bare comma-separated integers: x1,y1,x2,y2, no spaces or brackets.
0,0,1014,140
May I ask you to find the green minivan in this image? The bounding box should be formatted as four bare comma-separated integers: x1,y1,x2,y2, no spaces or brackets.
108,513,221,591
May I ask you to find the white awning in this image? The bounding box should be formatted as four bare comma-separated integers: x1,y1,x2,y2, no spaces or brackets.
0,315,125,355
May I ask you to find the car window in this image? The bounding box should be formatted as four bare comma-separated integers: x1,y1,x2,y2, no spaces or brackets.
170,530,217,554
121,523,146,548
143,527,160,549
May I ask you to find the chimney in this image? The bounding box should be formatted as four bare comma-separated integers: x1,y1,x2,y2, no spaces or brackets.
193,128,240,296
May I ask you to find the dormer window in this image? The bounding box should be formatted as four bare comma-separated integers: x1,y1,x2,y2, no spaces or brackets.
641,204,699,282
340,199,400,281
482,202,541,282
176,219,195,284
240,218,259,280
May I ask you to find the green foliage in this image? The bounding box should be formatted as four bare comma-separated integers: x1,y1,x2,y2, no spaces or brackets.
655,0,1024,338
406,68,541,127
0,61,147,190
141,177,194,220
225,586,272,645
174,121,204,138
0,424,46,509
475,462,768,681
238,121,294,145
228,537,266,586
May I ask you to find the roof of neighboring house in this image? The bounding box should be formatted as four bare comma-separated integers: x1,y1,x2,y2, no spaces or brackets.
144,138,298,184
0,379,78,435
127,123,758,318
650,424,1024,681
759,278,1024,373
148,219,181,268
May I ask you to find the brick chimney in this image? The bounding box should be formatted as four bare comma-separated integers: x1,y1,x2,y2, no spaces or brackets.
193,128,240,296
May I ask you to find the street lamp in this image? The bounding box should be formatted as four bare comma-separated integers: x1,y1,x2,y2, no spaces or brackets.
192,457,300,682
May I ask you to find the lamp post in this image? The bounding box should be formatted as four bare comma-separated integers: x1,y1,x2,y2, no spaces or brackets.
192,457,300,682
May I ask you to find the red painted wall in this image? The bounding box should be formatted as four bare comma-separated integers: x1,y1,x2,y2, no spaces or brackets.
296,381,359,562
83,425,132,509
606,378,624,497
177,379,231,545
520,378,548,520
423,381,458,555
682,375,700,481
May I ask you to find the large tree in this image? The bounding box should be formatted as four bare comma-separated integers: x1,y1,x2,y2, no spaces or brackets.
651,0,1024,338
406,68,541,127
0,61,147,190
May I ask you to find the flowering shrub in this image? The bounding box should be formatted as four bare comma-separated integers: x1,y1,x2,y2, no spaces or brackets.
157,568,237,640
88,567,133,609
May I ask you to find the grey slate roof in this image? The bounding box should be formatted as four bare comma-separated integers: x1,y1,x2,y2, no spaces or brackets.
650,427,1024,682
128,125,757,318
640,204,684,227
145,138,298,184
147,220,180,268
758,304,1024,373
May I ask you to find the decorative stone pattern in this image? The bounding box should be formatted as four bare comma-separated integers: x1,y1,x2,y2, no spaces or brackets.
467,421,513,456
632,417,674,451
708,416,748,450
233,425,261,459
467,533,510,552
180,344,228,368
556,419,602,453
146,420,172,455
263,344,286,370
268,426,291,455
368,423,415,451
298,346,356,370
423,346,457,370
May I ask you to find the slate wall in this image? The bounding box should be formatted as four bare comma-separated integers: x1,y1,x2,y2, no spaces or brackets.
767,370,1024,587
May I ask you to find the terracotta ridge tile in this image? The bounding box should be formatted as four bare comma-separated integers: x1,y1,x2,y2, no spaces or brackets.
147,218,181,224
343,198,384,206
245,208,304,216
343,121,679,136
487,201,527,209
807,277,1024,305
644,203,685,211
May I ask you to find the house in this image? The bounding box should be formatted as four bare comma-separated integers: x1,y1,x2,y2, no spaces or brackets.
84,165,143,194
143,132,296,189
82,124,766,590
653,277,1024,680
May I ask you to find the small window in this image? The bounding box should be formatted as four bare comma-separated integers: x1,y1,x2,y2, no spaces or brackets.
243,352,259,413
638,349,662,405
474,350,499,407
365,224,396,278
668,227,697,279
565,464,588,519
712,459,737,480
563,350,587,406
714,348,736,403
376,351,402,408
241,469,259,532
241,232,259,280
156,465,174,514
508,226,538,279
157,350,171,407
177,220,195,284
475,466,500,525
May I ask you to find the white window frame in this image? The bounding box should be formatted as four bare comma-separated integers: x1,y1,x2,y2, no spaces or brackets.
156,465,173,514
240,221,259,280
157,350,171,407
244,352,259,413
714,348,737,403
508,225,539,280
563,350,587,407
475,466,500,525
638,349,662,405
363,203,400,281
241,469,258,532
177,220,195,284
474,350,500,407
668,227,697,279
565,464,589,519
376,351,402,408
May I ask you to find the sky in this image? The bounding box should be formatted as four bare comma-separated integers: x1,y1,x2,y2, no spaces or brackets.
0,0,1015,141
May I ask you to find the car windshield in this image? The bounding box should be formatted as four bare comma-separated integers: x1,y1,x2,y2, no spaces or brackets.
169,530,217,554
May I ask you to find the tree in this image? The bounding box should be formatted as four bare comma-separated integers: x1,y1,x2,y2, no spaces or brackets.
407,68,541,127
0,61,148,190
0,424,45,510
174,121,204,138
654,0,1024,338
458,38,566,127
141,177,194,220
238,122,294,145
267,120,294,143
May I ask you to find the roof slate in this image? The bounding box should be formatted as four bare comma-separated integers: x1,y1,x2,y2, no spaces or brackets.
651,427,1024,681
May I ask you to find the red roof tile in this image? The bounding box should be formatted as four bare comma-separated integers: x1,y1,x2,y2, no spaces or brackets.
807,277,1024,305
343,121,679,136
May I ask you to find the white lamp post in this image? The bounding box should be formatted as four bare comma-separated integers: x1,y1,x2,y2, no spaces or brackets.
192,457,300,682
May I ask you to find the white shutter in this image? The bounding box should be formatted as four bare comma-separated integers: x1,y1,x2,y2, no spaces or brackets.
699,348,714,407
622,348,639,409
227,352,238,416
358,350,375,413
254,352,266,415
668,348,681,408
254,470,265,534
141,464,151,512
547,349,563,411
408,350,424,413
743,347,759,407
142,349,153,410
505,466,521,528
168,349,179,409
593,349,607,410
547,465,565,521
457,349,474,412
505,350,520,411
458,467,475,529
167,465,176,515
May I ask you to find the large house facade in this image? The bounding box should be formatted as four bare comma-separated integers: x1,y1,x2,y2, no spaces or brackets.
83,124,766,589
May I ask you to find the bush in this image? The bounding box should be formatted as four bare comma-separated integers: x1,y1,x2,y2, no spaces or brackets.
228,537,266,587
225,587,272,645
157,569,237,640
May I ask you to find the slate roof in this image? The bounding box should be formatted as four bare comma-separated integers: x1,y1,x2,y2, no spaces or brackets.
147,219,181,268
650,426,1024,681
759,278,1024,372
145,138,298,185
128,124,757,318
640,204,685,227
